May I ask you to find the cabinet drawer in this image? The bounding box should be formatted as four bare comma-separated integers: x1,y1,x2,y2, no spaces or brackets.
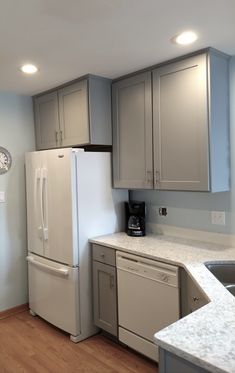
92,244,116,266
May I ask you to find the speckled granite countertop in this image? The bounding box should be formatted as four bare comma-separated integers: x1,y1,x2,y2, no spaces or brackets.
90,232,235,373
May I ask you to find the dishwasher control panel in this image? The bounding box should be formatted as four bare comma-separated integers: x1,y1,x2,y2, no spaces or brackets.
116,251,179,288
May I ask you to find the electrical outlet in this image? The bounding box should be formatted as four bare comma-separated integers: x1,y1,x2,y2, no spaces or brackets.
159,207,167,216
211,211,226,226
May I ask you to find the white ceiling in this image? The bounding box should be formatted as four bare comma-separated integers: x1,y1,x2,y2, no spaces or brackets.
1,0,235,95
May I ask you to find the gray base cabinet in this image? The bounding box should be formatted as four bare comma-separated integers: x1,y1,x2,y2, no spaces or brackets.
34,75,112,150
180,269,208,317
159,348,210,373
112,49,230,192
92,244,118,337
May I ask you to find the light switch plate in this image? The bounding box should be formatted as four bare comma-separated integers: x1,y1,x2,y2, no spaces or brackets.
0,191,5,203
211,211,226,226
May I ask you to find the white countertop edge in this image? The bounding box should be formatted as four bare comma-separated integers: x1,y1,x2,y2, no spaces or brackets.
153,335,225,373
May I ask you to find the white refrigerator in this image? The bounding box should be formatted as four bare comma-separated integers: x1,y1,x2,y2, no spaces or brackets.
25,148,127,342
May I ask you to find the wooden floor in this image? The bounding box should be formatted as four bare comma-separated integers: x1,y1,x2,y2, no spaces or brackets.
0,311,158,373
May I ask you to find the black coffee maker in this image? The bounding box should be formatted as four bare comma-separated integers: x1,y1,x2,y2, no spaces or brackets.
125,201,145,237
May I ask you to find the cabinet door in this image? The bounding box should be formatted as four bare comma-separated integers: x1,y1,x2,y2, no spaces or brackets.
58,80,90,146
153,54,210,191
159,348,209,373
34,92,60,150
112,72,153,189
93,261,117,336
180,269,208,317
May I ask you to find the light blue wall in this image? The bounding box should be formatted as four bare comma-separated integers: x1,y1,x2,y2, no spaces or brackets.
131,56,235,235
0,93,35,312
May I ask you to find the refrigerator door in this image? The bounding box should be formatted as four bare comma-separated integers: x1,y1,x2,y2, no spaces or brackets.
25,151,45,257
27,254,80,336
43,148,78,265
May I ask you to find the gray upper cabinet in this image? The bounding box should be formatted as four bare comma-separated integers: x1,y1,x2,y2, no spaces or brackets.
112,72,153,189
34,91,60,150
152,51,230,192
58,80,89,147
34,75,112,150
112,49,230,192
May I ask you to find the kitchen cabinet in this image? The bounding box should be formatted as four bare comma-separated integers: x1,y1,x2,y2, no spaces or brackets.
112,49,230,192
112,72,153,189
92,244,118,337
34,91,60,150
152,51,229,191
180,269,208,317
34,75,112,150
159,348,210,373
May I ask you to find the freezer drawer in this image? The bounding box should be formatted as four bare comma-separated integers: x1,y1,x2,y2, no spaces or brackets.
27,254,80,336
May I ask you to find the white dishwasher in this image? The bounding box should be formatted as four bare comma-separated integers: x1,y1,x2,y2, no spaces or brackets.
116,251,180,362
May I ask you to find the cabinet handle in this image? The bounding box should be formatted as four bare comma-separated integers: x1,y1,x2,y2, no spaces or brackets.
155,170,160,184
146,170,153,184
193,297,200,302
60,130,63,146
110,274,114,289
55,131,59,144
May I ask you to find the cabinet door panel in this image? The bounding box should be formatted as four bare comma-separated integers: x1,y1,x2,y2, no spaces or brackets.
59,80,90,146
180,269,208,317
93,261,117,336
112,72,153,189
153,54,209,191
34,92,59,150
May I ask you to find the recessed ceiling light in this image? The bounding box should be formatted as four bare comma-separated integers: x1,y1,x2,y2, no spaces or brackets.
172,31,198,45
20,64,38,74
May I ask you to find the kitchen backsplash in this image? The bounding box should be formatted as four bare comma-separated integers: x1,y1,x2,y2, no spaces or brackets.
131,190,233,234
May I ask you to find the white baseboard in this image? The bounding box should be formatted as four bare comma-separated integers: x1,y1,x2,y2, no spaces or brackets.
146,223,235,246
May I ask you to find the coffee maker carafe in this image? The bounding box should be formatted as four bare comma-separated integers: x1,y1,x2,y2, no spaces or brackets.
125,201,145,237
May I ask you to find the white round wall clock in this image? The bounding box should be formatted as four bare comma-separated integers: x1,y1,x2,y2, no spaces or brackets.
0,147,12,175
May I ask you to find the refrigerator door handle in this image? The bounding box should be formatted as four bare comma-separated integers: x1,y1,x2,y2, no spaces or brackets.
41,167,48,241
39,168,45,241
26,256,69,277
34,168,43,240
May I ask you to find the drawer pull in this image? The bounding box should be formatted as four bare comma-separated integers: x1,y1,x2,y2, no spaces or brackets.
110,274,115,289
127,266,139,272
146,170,153,183
55,130,59,144
100,253,105,258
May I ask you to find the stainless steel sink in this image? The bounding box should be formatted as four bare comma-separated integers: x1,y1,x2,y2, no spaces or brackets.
225,284,235,296
205,262,235,296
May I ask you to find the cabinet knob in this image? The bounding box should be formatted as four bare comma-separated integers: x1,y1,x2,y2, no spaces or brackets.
193,296,200,302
